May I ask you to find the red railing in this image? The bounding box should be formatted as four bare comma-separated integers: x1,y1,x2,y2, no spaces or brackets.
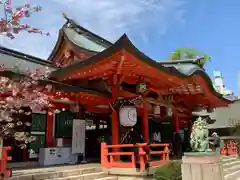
220,140,238,156
0,146,12,178
101,143,169,170
209,138,239,156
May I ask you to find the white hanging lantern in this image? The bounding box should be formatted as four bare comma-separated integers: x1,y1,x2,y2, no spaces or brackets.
119,106,137,127
153,105,161,115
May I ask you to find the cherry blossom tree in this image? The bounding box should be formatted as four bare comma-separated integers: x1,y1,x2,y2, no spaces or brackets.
0,66,52,149
0,0,50,39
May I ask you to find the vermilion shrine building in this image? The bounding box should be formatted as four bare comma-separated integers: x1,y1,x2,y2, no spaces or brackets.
0,15,231,163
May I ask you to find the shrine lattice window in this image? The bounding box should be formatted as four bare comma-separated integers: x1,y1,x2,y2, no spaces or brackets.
55,111,76,138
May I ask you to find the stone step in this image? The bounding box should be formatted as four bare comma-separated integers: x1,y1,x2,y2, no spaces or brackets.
8,166,102,180
224,164,240,175
45,172,107,180
224,169,240,180
222,156,239,164
12,164,100,176
95,177,118,180
223,159,240,169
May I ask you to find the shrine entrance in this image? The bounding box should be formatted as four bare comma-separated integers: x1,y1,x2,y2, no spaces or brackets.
85,119,111,162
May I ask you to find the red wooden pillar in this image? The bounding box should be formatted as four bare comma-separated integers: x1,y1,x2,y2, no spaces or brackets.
174,112,180,133
112,110,119,146
141,104,149,143
111,84,119,147
46,111,54,147
111,81,120,162
23,149,27,161
76,104,84,119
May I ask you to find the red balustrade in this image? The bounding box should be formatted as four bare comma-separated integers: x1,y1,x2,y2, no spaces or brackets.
220,140,238,156
210,139,239,156
101,143,169,170
0,146,12,178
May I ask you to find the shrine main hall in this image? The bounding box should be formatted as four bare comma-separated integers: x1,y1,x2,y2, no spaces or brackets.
0,15,231,163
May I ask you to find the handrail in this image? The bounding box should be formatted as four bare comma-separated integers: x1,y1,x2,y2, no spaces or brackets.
220,140,238,156
210,139,239,156
0,146,12,178
101,143,169,170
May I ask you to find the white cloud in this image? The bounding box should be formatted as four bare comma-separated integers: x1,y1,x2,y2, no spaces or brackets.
1,0,187,59
53,0,186,41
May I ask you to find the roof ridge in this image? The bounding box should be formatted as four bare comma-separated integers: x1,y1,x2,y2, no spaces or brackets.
62,13,113,47
0,46,57,68
159,58,204,64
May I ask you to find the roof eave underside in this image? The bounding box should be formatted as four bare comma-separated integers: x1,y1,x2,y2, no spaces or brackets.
0,70,110,98
50,34,232,106
47,27,65,61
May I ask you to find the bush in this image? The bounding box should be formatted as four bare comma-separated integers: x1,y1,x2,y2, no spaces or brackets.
154,161,182,180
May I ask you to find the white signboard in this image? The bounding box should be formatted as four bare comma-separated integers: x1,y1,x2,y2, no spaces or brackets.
152,132,161,143
72,119,86,154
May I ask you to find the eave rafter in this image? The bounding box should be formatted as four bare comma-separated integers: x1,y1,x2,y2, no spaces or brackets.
43,88,110,107
56,52,122,81
193,75,230,107
85,105,111,113
169,83,203,95
174,94,217,109
122,50,185,87
116,52,125,75
78,93,110,106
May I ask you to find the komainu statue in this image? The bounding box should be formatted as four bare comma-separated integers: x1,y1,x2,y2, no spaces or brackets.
190,116,211,152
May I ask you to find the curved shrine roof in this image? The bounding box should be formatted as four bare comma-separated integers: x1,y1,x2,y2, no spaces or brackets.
0,47,110,99
50,34,232,107
48,15,112,61
63,27,108,52
46,16,232,107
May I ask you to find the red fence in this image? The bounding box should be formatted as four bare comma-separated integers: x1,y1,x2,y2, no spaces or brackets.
101,143,169,170
220,140,238,156
0,146,12,178
209,139,239,156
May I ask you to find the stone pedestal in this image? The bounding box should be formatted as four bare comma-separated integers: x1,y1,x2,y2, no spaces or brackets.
181,152,224,180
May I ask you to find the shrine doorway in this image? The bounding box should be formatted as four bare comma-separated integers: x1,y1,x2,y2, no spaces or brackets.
85,119,111,162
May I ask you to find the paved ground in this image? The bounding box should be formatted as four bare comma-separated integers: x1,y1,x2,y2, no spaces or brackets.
8,161,100,171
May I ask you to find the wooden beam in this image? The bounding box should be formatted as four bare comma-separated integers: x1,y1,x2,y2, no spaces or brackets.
149,87,169,95
85,106,110,113
116,54,125,75
118,90,138,98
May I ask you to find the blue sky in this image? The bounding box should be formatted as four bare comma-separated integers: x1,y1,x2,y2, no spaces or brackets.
1,0,239,94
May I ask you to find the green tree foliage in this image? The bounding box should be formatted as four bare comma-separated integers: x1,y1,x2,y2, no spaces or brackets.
154,161,182,180
168,47,211,67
